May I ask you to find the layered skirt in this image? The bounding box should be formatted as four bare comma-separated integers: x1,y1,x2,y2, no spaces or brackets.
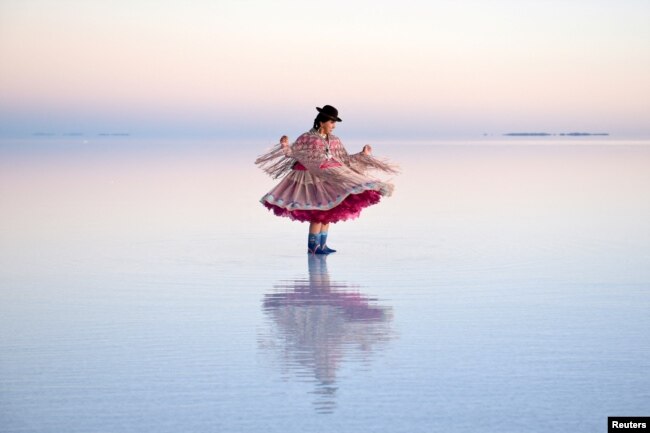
260,163,393,224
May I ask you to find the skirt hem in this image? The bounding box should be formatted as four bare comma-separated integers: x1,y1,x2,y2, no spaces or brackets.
262,190,381,224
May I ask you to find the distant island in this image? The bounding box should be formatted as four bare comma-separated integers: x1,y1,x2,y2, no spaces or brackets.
503,132,609,136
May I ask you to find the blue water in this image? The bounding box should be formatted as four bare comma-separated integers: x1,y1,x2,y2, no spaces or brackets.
1,138,649,432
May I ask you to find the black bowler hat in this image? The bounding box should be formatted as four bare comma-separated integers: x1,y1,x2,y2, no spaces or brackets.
316,105,342,122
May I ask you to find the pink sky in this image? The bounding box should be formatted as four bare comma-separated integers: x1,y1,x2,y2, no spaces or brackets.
1,0,649,138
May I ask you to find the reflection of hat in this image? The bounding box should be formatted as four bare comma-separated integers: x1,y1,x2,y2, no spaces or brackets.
316,105,342,122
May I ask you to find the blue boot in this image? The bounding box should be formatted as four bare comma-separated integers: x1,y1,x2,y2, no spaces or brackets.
319,231,337,254
308,233,322,254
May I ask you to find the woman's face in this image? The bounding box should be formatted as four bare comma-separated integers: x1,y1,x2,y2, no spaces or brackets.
319,120,337,135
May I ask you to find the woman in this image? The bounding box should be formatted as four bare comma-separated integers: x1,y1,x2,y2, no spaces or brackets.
255,105,398,254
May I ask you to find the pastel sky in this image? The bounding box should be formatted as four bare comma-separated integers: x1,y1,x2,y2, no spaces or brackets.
1,0,649,138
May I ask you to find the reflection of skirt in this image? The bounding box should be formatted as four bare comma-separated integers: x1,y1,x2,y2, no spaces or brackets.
260,165,392,224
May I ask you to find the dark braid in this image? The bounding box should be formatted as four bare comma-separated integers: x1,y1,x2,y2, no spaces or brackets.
313,113,330,130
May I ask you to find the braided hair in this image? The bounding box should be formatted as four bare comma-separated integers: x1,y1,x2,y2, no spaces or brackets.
313,113,332,131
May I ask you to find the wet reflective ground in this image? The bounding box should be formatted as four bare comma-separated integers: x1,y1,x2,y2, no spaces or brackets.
1,138,649,432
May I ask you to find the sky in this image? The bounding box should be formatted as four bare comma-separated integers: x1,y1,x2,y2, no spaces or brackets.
1,0,649,139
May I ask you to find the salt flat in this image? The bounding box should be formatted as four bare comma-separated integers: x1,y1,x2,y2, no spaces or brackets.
1,138,649,433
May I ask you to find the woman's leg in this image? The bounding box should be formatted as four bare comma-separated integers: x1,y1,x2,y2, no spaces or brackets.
308,222,322,253
309,222,322,234
320,223,336,253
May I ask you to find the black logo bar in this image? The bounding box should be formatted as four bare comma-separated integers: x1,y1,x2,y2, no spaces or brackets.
608,417,650,432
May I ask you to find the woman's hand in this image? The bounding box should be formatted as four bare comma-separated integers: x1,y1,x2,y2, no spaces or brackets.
280,135,290,154
362,144,372,155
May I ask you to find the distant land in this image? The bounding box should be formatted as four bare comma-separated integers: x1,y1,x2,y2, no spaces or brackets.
31,132,131,137
502,132,609,136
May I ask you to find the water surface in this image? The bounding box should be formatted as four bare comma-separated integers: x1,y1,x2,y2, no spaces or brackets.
1,138,649,432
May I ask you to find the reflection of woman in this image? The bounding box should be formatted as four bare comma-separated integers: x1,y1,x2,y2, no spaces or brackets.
260,255,393,413
255,105,398,254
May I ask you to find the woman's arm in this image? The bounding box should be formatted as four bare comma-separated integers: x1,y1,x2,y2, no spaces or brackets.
347,143,399,175
254,136,296,179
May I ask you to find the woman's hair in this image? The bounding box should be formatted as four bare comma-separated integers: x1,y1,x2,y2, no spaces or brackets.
313,113,331,130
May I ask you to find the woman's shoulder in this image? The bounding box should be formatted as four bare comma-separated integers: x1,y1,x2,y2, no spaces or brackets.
329,133,343,146
296,131,313,139
295,131,319,144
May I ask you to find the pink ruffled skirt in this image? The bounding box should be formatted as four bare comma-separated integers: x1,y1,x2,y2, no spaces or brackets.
260,164,391,224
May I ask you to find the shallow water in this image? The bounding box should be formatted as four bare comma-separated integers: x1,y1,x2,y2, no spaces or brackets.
1,138,649,432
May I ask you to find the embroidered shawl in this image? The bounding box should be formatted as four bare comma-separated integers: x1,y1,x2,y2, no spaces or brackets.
255,129,399,180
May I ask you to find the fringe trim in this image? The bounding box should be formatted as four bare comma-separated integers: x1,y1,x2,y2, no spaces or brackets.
255,138,400,181
254,143,296,179
349,153,400,175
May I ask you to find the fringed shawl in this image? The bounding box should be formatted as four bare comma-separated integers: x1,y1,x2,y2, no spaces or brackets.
255,129,399,179
254,142,296,179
